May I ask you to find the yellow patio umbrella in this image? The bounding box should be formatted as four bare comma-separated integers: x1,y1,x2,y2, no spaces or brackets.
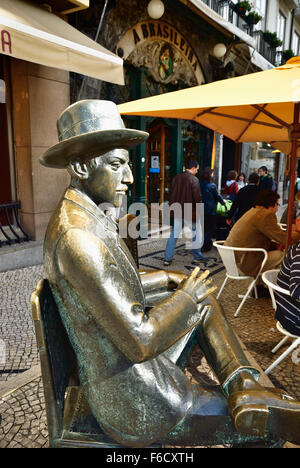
118,57,300,248
271,141,300,156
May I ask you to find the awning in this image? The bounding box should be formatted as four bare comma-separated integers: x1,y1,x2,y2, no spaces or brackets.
0,0,124,85
248,47,273,71
233,43,274,71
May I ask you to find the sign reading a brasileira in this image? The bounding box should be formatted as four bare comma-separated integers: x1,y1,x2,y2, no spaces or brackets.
117,21,205,87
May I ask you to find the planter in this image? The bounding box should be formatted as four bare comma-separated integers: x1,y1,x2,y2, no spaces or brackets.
263,31,282,49
232,1,252,17
245,12,263,25
233,2,263,26
282,49,295,63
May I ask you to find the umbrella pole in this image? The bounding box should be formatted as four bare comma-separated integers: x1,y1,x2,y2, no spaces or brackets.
285,102,300,250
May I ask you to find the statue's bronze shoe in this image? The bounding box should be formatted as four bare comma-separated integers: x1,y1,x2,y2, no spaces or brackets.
228,388,300,444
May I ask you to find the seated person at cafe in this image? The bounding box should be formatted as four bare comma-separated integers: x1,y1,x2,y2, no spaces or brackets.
275,211,300,336
225,190,300,293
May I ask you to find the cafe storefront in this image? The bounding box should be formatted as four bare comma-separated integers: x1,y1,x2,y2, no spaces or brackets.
0,0,271,239
116,18,211,209
71,0,258,213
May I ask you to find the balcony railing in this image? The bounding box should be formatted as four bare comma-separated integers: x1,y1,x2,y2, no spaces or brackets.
202,0,279,65
252,31,277,64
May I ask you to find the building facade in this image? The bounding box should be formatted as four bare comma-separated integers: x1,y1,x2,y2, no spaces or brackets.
70,0,300,210
1,0,300,240
0,0,122,241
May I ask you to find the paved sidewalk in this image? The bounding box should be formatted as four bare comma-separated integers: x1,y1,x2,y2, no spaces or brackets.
0,265,43,382
0,235,299,448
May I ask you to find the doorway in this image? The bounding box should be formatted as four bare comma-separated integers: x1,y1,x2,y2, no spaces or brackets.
0,56,13,226
181,120,205,170
145,119,172,224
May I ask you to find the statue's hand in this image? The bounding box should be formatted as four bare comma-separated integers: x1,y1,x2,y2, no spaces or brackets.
178,268,216,303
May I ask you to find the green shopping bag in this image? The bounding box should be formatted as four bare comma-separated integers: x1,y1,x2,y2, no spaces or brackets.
216,199,232,216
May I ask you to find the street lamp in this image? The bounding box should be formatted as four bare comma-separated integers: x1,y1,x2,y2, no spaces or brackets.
213,43,227,59
147,0,165,19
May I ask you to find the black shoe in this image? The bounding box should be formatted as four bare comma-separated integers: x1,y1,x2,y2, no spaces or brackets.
201,247,212,253
163,260,172,266
192,257,204,265
201,244,212,253
252,285,271,298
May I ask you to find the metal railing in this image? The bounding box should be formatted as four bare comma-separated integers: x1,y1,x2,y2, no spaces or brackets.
202,0,280,65
252,30,277,64
0,201,31,247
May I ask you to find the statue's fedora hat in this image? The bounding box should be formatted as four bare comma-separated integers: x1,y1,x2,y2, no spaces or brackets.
40,100,149,169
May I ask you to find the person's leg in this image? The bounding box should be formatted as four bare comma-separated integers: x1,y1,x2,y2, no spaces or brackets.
202,214,217,252
201,213,210,252
191,221,204,261
262,250,284,273
192,249,204,261
255,250,284,287
164,218,182,262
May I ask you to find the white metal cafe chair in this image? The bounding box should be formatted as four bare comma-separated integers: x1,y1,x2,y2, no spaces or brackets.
213,241,268,318
261,270,286,310
278,223,287,231
262,269,300,375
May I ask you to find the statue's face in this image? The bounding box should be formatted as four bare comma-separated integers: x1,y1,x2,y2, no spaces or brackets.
85,148,133,207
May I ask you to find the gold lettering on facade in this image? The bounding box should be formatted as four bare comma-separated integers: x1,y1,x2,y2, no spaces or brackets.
116,21,205,86
136,22,198,71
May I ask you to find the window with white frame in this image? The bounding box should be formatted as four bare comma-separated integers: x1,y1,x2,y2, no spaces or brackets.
277,10,286,48
276,10,286,64
218,0,233,23
252,0,266,31
292,31,300,56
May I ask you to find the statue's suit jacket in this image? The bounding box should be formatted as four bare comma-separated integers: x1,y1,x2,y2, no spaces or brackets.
44,187,204,447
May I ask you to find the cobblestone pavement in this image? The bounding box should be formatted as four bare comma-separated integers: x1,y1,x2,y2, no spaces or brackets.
0,239,299,448
0,265,43,382
0,377,47,448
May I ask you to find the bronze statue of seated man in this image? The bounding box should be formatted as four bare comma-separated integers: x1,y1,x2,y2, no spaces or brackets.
39,100,300,447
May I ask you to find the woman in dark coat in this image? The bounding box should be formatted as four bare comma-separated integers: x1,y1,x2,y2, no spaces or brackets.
200,167,226,252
